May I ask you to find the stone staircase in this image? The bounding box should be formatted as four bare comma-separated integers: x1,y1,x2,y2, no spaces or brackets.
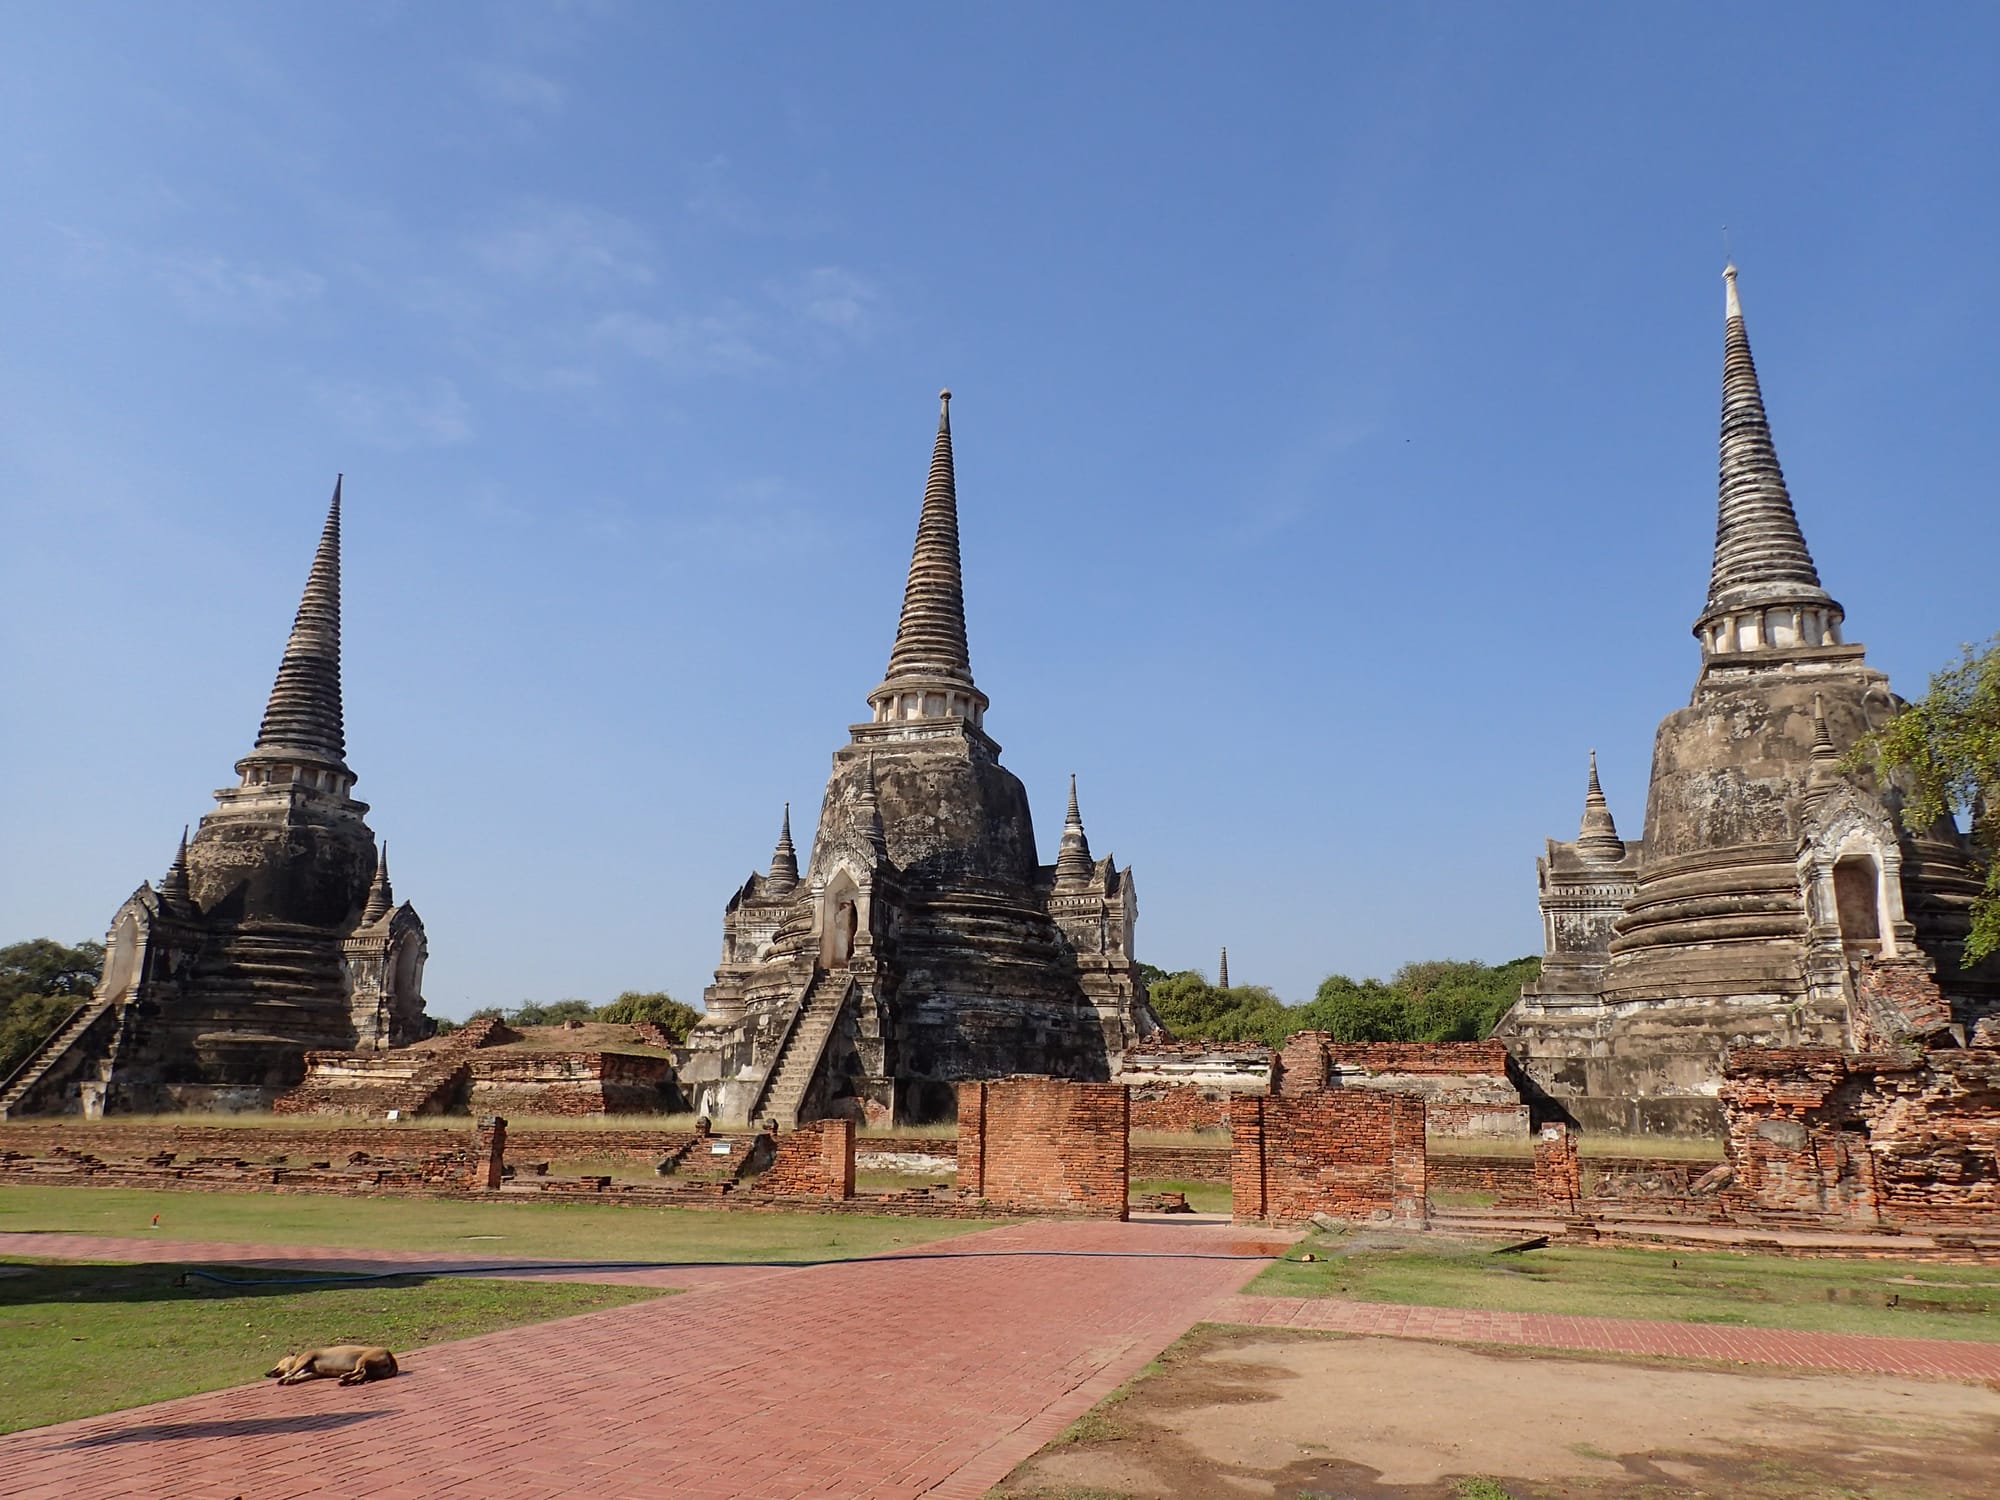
748,973,852,1129
0,999,117,1120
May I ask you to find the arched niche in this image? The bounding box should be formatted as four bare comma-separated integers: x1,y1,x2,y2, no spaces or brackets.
819,870,863,969
1833,855,1883,949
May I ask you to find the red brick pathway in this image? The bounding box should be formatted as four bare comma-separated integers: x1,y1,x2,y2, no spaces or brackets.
1215,1293,2000,1382
0,1219,1286,1499
10,1224,2000,1499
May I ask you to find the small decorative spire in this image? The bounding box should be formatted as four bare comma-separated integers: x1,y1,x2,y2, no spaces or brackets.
855,755,887,854
1054,773,1095,888
1576,750,1627,862
1218,946,1230,989
1807,694,1843,794
768,803,799,890
1695,265,1843,653
362,841,394,924
160,826,193,911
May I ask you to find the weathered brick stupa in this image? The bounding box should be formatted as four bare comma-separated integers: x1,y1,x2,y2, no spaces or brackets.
1498,267,2000,1134
686,392,1156,1125
0,480,428,1119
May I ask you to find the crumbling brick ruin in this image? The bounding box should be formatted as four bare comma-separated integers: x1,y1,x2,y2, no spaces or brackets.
1231,1090,1427,1227
273,1017,686,1118
1119,1041,1272,1131
956,1077,1129,1218
1722,1045,2000,1226
1276,1034,1533,1139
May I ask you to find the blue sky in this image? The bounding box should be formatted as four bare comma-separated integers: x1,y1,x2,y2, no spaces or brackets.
2,4,1996,1019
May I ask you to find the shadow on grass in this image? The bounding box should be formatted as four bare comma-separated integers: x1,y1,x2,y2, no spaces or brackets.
0,1260,458,1308
50,1410,383,1448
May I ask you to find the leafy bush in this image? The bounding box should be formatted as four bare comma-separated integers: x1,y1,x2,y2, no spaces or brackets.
453,991,700,1041
595,991,702,1041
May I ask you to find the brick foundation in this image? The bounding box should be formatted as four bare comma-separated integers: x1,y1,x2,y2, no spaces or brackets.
754,1120,855,1199
1230,1090,1427,1226
957,1078,1129,1219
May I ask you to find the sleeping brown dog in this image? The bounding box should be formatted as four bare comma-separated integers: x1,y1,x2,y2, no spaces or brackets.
266,1346,399,1386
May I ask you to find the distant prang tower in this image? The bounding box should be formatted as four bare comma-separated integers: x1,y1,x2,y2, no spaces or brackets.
0,481,428,1119
688,392,1157,1125
1497,268,2000,1133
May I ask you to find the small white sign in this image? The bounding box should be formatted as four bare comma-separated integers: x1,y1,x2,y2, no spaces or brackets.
710,1142,732,1155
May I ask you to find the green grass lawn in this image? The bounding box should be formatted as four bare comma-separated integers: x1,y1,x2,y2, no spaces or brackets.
0,1185,999,1263
1252,1234,2000,1343
1129,1177,1231,1214
0,1259,667,1434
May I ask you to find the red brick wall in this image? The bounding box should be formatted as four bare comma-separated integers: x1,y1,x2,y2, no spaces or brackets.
956,1078,1129,1219
1128,1144,1231,1183
1323,1041,1513,1075
754,1121,855,1199
1127,1082,1233,1132
1533,1122,1581,1212
1275,1033,1331,1095
1231,1091,1426,1226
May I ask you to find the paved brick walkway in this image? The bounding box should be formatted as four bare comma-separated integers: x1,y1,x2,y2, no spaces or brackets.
0,1219,1288,1499
10,1223,2000,1499
1215,1293,2000,1382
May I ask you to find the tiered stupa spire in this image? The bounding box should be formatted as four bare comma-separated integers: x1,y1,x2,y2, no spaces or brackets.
1054,774,1095,888
1218,947,1230,988
1695,266,1843,656
768,804,799,890
244,477,350,773
1576,751,1626,861
868,391,989,727
362,842,395,924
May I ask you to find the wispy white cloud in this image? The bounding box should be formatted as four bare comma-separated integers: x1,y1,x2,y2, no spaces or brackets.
311,377,473,450
465,61,567,117
774,266,881,334
590,306,772,375
153,252,325,324
472,204,655,287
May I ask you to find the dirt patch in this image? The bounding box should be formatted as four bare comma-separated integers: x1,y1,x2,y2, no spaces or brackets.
995,1325,2000,1499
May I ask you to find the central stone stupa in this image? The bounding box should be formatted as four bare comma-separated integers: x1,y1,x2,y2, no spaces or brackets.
686,391,1155,1125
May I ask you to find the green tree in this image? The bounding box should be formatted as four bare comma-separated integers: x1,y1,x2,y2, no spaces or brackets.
1146,971,1291,1044
507,998,596,1027
0,939,106,1078
1852,636,2000,965
595,990,701,1041
1292,973,1411,1042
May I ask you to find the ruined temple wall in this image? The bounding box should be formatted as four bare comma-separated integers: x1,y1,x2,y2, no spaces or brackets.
1275,1035,1529,1139
1722,1046,2000,1225
753,1120,855,1198
956,1077,1128,1218
463,1052,680,1117
1231,1091,1426,1226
